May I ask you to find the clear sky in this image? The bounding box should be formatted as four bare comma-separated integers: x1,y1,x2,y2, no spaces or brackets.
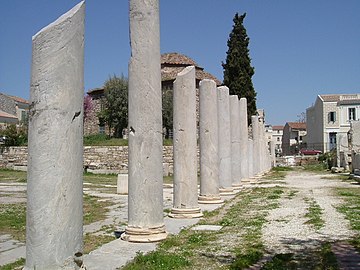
1,0,359,125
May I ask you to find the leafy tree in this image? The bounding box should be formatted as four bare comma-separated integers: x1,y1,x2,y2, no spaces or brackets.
98,75,128,138
222,12,257,124
1,124,27,146
162,89,173,138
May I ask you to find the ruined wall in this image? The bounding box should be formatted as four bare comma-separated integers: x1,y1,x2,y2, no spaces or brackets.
0,146,177,175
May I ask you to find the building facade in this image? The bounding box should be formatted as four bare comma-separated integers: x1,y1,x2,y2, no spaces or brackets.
306,94,360,153
272,125,284,156
0,93,29,129
281,122,307,156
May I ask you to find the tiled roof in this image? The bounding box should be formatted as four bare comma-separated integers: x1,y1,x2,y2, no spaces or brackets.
272,125,284,130
320,94,360,102
161,53,222,86
0,110,17,119
338,99,360,105
287,122,306,130
161,52,199,67
8,95,29,104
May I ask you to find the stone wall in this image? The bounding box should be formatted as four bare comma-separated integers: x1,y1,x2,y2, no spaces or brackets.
0,146,176,174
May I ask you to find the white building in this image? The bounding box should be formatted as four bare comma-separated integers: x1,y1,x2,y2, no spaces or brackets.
306,94,360,153
272,125,284,156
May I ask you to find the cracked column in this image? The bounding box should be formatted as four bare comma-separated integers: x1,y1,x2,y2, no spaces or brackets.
230,95,241,188
217,86,234,195
198,79,223,204
121,0,167,242
170,66,202,218
25,2,85,269
239,98,249,182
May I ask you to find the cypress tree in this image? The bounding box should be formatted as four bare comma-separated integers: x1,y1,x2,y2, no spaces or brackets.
222,12,257,124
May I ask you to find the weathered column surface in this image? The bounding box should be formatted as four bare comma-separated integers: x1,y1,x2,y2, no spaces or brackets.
170,66,202,218
270,140,276,167
251,115,260,176
217,86,234,195
122,0,167,242
239,98,249,181
198,80,223,204
230,95,241,187
248,139,254,178
25,2,85,269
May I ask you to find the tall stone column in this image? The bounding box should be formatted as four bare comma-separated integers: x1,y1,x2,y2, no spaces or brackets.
251,115,260,176
239,98,249,181
122,0,167,242
217,86,234,195
270,140,276,167
198,80,223,204
230,95,241,187
25,2,85,269
170,66,202,218
248,139,254,178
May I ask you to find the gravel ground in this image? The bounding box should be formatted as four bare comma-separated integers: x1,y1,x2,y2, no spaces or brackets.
262,171,357,255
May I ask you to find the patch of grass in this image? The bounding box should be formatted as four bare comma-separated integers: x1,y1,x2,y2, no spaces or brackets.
0,168,27,183
122,250,189,270
83,233,115,254
266,188,284,200
318,242,338,269
0,258,25,270
286,190,298,199
0,203,26,241
84,134,128,146
262,253,296,270
263,167,292,180
230,248,263,270
302,163,328,172
83,194,113,225
304,197,324,230
84,172,117,185
163,175,173,184
335,187,360,251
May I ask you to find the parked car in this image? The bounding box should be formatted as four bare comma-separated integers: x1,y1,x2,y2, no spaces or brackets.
299,149,322,155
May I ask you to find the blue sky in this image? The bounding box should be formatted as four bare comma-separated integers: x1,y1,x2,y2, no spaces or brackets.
1,0,359,125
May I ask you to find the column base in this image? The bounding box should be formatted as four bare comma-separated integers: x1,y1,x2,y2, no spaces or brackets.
169,207,203,218
219,187,235,196
198,195,224,204
121,224,168,243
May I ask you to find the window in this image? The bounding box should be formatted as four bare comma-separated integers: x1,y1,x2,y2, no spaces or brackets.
277,137,280,142
328,111,336,122
99,125,105,134
349,108,356,121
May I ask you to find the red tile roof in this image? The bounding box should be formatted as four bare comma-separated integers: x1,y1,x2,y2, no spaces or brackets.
0,110,17,119
287,122,306,130
8,95,29,104
272,125,284,130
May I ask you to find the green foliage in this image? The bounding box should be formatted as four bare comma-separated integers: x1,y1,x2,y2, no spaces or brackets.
304,197,324,230
230,249,263,270
0,258,25,270
223,12,257,124
0,203,26,241
83,134,128,146
1,124,27,146
122,251,189,270
318,150,336,169
98,75,128,137
162,89,173,138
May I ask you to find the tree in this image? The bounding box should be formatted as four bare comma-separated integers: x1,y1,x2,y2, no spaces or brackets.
162,89,173,138
98,75,128,137
1,124,27,146
222,12,257,124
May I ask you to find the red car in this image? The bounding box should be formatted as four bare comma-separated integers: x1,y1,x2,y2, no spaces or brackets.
299,149,322,155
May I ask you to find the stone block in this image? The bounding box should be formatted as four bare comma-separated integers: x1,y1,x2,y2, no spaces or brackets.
117,174,128,194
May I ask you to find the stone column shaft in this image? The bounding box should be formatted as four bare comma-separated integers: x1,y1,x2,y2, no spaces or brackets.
251,115,260,176
248,139,254,178
122,0,167,242
239,98,249,181
170,66,202,218
198,80,223,204
217,86,234,195
230,95,241,187
25,2,85,269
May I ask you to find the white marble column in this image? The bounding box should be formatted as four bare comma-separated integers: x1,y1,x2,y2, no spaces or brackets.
239,98,249,181
170,66,202,218
25,2,85,269
251,115,260,176
217,86,234,195
248,139,254,178
270,140,276,167
122,0,167,242
198,79,223,204
230,95,241,187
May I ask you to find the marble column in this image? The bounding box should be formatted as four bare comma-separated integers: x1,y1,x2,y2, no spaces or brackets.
239,98,249,181
251,115,260,176
170,66,202,218
270,140,276,167
25,2,85,269
217,86,234,195
198,80,223,204
122,0,167,242
230,95,241,187
248,139,254,178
